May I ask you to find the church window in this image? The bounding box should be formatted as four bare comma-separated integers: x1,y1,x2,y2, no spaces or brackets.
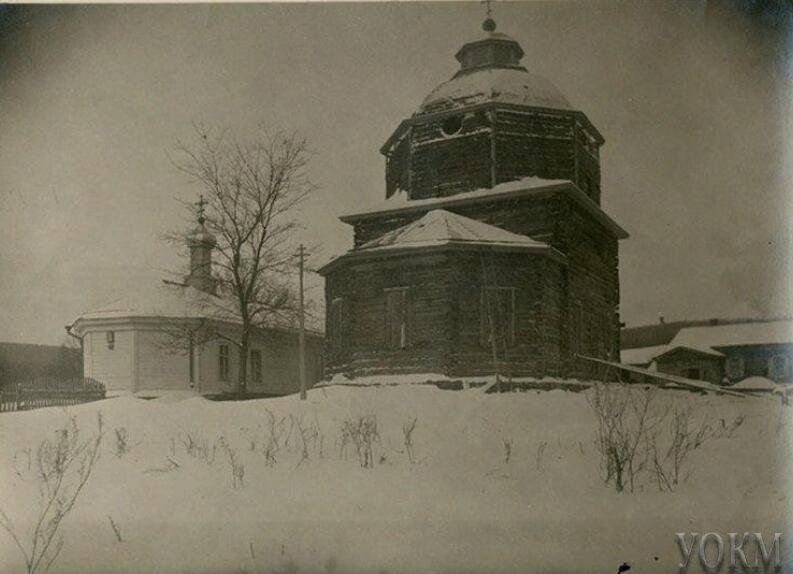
250,349,263,384
219,344,230,381
385,288,408,349
106,331,115,350
769,354,789,380
329,298,344,351
441,115,463,137
481,287,516,349
726,356,744,380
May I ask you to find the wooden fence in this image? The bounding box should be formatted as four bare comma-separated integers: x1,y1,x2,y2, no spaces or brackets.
0,377,106,413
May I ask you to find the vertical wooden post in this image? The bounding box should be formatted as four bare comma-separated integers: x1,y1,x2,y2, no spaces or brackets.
297,244,307,401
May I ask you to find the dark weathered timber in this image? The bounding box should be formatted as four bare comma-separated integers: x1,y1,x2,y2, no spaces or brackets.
383,105,603,205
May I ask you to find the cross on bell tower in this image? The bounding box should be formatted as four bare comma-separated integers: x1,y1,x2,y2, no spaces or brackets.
195,195,208,225
185,194,217,294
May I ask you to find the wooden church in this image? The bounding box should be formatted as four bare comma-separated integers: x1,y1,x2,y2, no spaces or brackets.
319,16,628,381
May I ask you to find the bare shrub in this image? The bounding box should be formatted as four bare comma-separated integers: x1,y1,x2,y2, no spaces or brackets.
114,427,131,458
261,410,287,467
144,457,180,474
649,405,712,491
536,441,548,471
402,417,417,464
0,413,104,574
13,447,32,478
181,433,216,465
587,383,663,493
502,438,513,464
289,415,323,466
339,415,380,468
217,436,245,489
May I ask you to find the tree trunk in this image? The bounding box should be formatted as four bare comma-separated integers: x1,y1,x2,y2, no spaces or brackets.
238,335,248,397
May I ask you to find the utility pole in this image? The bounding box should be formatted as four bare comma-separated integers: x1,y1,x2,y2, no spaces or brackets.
297,244,307,400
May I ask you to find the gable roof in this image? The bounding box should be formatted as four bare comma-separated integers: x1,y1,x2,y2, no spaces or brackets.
339,177,629,240
671,320,793,349
620,344,670,366
620,320,793,366
319,209,563,275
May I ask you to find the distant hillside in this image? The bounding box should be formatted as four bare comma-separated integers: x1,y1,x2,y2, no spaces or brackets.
621,316,791,350
0,342,82,384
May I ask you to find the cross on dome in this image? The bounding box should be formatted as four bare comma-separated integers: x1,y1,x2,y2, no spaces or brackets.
480,0,496,32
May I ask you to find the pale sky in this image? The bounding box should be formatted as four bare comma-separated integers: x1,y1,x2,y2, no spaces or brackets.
0,1,791,345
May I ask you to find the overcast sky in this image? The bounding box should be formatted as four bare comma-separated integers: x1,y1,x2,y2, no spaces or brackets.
0,1,791,345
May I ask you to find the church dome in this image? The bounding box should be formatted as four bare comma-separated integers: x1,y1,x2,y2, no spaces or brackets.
417,20,572,115
420,67,572,114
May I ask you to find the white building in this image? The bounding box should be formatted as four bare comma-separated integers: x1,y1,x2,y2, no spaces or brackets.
68,220,323,397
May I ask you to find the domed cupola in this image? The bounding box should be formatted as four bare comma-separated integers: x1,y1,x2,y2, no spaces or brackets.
382,18,604,204
453,18,524,74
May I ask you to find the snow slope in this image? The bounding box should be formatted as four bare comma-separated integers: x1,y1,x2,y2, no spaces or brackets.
0,385,790,574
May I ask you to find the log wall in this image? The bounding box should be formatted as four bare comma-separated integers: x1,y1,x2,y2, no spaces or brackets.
335,193,620,379
383,105,603,204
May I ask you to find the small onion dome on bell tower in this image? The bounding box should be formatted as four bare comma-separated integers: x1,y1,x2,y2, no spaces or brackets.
453,17,525,77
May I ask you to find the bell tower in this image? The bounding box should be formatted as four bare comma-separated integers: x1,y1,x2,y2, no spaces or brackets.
185,195,218,295
382,17,605,204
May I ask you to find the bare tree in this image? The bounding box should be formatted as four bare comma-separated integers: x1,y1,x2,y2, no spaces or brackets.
0,413,104,574
168,124,315,396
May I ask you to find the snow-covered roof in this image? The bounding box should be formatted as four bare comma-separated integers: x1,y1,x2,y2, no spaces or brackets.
671,320,793,349
359,209,551,252
655,345,725,360
421,67,572,114
620,320,793,367
319,209,563,275
70,283,323,337
731,376,777,391
73,284,240,325
340,177,629,240
620,345,669,366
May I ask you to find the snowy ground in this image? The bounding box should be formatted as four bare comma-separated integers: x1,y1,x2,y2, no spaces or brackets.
1,384,791,574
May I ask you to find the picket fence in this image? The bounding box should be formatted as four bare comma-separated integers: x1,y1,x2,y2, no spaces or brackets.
0,377,106,413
